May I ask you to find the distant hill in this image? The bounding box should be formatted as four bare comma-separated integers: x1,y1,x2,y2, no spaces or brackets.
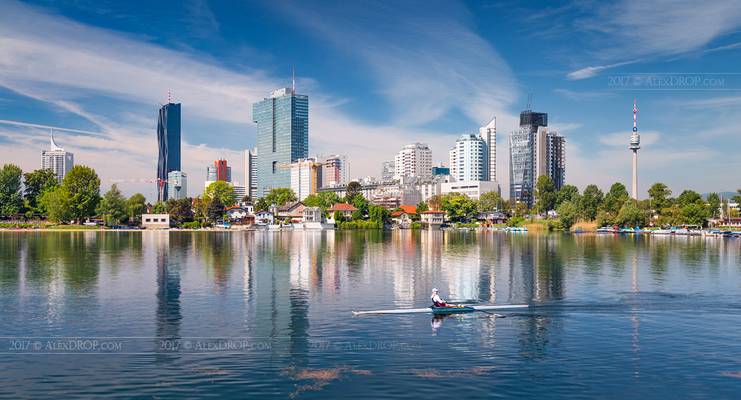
702,192,738,200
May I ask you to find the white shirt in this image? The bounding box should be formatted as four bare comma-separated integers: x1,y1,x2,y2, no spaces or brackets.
431,293,444,303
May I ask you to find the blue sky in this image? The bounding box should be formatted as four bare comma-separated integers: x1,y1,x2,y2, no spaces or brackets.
1,0,740,201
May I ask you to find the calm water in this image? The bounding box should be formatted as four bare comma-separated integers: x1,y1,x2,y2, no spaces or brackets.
1,231,741,399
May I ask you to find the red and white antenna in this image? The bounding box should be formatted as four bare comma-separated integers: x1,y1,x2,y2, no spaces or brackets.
167,89,172,104
632,98,638,132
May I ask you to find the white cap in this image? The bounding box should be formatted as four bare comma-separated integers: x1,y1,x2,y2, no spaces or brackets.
432,288,438,293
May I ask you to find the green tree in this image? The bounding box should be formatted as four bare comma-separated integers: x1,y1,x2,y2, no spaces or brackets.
416,201,429,213
427,194,443,211
96,184,128,226
478,191,503,212
555,184,580,208
40,187,73,223
345,181,362,203
207,197,225,222
303,191,340,212
369,204,389,224
152,202,167,214
534,175,556,214
441,193,477,222
126,193,147,224
616,200,647,228
350,194,369,217
0,164,24,217
557,201,579,230
603,182,629,215
580,184,604,221
204,181,236,207
733,189,741,206
62,165,101,223
262,188,297,207
706,193,721,219
23,168,58,215
676,190,702,207
647,182,671,212
193,197,210,224
167,198,194,225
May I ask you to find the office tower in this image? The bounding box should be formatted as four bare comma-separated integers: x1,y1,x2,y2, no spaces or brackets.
630,99,640,199
381,161,395,181
449,134,486,182
320,154,348,188
509,110,565,208
156,102,181,202
206,165,217,182
232,184,247,203
244,148,257,200
479,117,496,181
167,171,187,200
214,159,231,182
41,130,74,184
393,143,432,180
290,158,322,201
253,87,309,197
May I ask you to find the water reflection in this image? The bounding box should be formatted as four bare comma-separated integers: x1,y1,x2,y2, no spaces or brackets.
154,233,181,360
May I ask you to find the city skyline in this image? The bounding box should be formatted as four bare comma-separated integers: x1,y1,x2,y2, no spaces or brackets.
1,1,741,200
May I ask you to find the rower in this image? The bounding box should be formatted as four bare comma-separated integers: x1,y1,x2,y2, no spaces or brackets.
430,288,448,307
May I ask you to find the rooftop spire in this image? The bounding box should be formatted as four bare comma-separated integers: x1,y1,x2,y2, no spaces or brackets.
291,65,296,95
49,128,63,151
633,98,638,132
167,89,172,104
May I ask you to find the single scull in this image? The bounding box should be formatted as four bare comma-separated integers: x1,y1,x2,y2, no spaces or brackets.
351,304,528,316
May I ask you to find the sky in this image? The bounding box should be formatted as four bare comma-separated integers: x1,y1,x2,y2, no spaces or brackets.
1,0,740,201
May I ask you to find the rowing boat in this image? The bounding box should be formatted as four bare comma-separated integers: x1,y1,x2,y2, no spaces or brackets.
351,304,528,316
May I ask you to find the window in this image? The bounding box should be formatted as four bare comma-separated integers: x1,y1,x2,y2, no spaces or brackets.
145,218,151,222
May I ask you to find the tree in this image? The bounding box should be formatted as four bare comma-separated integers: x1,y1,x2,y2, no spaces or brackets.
262,188,297,207
96,184,128,226
152,202,167,214
23,168,58,215
707,193,721,219
207,197,225,222
62,165,100,223
193,197,209,224
350,194,369,217
681,202,710,226
616,200,647,228
733,189,741,206
441,192,477,222
580,184,603,221
416,201,429,213
368,204,389,224
167,198,194,225
555,184,580,208
204,181,235,207
603,182,629,215
648,182,671,212
303,191,340,212
676,190,702,207
534,175,556,214
126,193,147,224
40,187,73,223
478,191,503,212
427,194,443,211
0,164,24,217
345,181,362,203
557,201,579,230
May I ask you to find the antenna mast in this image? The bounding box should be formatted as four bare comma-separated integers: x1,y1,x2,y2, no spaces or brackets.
526,93,533,111
291,65,296,95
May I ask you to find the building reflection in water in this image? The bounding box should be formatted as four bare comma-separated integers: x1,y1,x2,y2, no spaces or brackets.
154,232,181,360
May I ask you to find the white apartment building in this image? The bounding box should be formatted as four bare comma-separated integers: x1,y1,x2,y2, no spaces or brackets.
243,148,257,200
41,132,74,184
393,143,432,180
479,117,496,181
449,134,486,182
290,158,322,201
441,180,500,200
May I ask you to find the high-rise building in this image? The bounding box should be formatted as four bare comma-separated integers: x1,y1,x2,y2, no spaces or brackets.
156,102,181,202
244,148,257,200
232,184,247,203
167,171,187,200
432,165,450,176
253,87,309,197
290,158,323,201
320,154,348,188
381,161,395,181
206,165,217,182
393,143,432,180
630,99,641,199
509,110,565,208
449,134,486,182
479,117,496,181
41,130,74,184
214,159,230,181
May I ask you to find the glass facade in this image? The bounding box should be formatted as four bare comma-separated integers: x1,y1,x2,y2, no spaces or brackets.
167,171,187,200
253,88,308,197
157,103,181,202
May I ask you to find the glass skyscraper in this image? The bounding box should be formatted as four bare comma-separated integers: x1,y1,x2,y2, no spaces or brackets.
42,131,74,184
253,88,308,197
157,102,181,202
167,171,187,200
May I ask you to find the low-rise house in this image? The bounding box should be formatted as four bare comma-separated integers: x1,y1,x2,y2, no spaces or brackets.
391,205,417,228
477,211,508,225
255,211,274,225
225,206,255,225
420,210,445,230
327,203,358,223
276,201,305,223
141,214,170,229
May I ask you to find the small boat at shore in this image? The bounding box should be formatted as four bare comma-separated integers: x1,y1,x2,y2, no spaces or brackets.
352,304,528,316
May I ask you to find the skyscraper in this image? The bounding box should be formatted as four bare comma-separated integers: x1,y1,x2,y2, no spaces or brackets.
449,134,486,181
479,117,497,181
381,161,395,181
290,158,323,201
244,148,257,201
167,171,187,200
214,159,231,182
157,102,181,202
509,110,565,208
394,143,432,180
320,154,348,188
41,130,74,184
253,87,309,197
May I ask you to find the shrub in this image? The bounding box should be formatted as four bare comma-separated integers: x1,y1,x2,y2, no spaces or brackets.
182,221,201,229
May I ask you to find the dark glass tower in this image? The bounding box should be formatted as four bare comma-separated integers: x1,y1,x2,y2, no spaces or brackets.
510,110,548,208
157,103,181,202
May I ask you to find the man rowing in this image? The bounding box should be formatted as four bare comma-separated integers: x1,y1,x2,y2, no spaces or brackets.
430,288,448,307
